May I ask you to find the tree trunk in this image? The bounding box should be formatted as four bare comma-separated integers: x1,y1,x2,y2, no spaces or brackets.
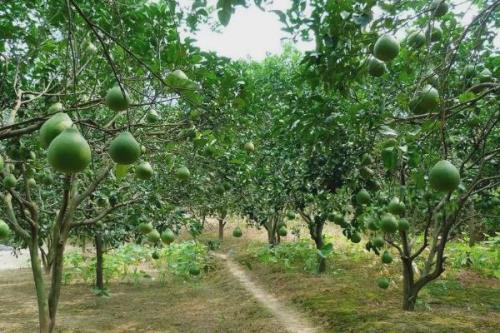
218,218,225,242
29,240,51,333
95,232,104,291
401,257,417,311
47,239,67,333
309,220,326,273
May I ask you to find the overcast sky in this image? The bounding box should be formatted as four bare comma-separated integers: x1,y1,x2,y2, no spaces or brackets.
178,0,496,61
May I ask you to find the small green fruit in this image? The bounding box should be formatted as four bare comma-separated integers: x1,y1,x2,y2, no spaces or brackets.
398,218,410,232
407,31,426,49
367,57,387,77
387,197,405,216
135,161,154,180
47,128,91,173
286,211,296,220
161,229,175,245
374,35,400,62
3,174,17,188
430,0,449,17
244,142,255,152
356,189,371,205
47,102,64,113
166,70,190,89
381,250,393,264
146,229,161,243
105,86,130,111
278,226,288,237
189,265,201,276
146,110,160,123
39,113,73,148
0,220,11,240
372,236,385,248
411,84,440,114
109,132,141,165
429,26,443,42
138,223,154,234
377,277,390,289
233,226,243,238
175,166,191,181
478,68,492,83
152,251,160,260
351,232,361,243
380,213,398,234
429,160,460,192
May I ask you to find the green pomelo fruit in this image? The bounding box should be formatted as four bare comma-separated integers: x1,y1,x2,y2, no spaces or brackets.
429,160,460,192
105,86,130,111
278,226,288,237
214,184,225,195
431,0,449,17
39,112,73,148
387,197,405,216
367,57,387,77
232,226,243,238
166,70,190,89
27,178,36,187
109,132,141,165
365,217,379,231
374,35,400,61
114,164,130,179
47,102,64,113
0,220,11,240
135,161,154,180
463,65,475,78
244,142,255,152
146,110,160,123
372,236,385,248
189,265,201,276
356,189,371,205
175,166,191,181
398,218,410,231
138,223,154,234
351,232,361,243
146,229,161,243
478,68,492,83
411,84,439,114
161,229,175,245
3,174,17,188
430,26,443,42
380,213,398,233
407,31,426,49
48,128,91,173
381,250,393,264
377,277,390,289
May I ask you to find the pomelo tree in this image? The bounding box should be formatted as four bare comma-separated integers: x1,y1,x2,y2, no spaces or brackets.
0,1,211,331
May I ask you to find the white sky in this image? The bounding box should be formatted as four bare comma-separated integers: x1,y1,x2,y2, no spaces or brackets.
176,0,497,60
180,0,313,60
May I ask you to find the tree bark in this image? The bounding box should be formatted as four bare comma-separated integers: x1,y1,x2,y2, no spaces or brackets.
29,239,51,333
218,218,225,241
95,232,104,291
309,219,326,273
401,257,417,311
47,239,66,333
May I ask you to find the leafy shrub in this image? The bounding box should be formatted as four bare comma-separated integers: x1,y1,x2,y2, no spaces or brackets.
154,240,210,281
447,234,499,278
247,239,331,272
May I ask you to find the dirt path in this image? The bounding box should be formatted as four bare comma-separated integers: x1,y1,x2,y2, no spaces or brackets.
213,252,319,333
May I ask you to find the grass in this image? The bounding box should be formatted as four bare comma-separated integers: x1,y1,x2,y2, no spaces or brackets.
215,220,500,333
1,219,498,332
0,259,283,333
